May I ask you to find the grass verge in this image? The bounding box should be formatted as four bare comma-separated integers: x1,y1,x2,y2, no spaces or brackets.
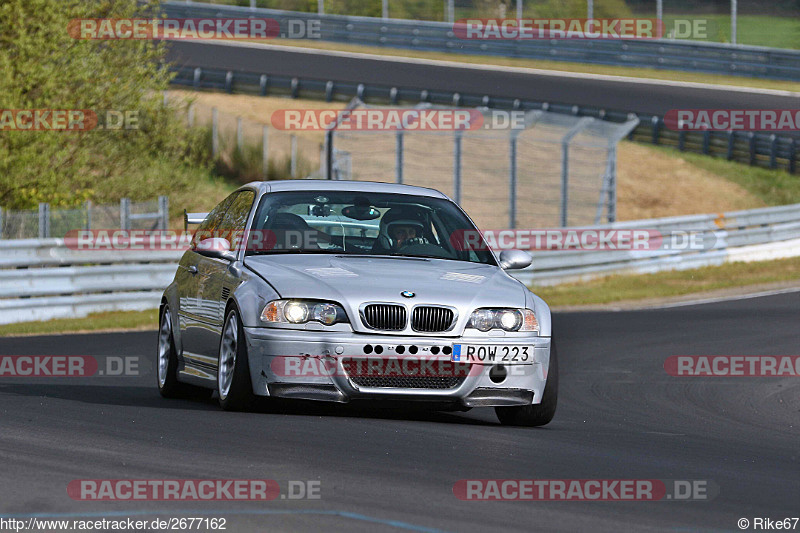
645,146,800,208
533,256,800,307
0,309,158,337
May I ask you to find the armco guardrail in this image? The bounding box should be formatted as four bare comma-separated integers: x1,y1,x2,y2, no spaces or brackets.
162,1,800,81
1,203,799,324
515,203,800,285
0,239,183,325
170,65,799,174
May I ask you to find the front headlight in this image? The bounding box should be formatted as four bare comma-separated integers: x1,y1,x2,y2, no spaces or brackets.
467,308,538,333
261,299,349,326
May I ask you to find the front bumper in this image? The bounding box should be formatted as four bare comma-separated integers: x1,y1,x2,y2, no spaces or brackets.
243,327,552,408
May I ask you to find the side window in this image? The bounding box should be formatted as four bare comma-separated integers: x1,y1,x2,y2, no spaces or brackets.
218,190,256,250
191,194,234,248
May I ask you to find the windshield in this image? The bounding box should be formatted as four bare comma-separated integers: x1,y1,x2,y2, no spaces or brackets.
246,190,496,265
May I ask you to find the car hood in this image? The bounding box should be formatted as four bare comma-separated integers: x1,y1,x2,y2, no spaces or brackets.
244,254,526,333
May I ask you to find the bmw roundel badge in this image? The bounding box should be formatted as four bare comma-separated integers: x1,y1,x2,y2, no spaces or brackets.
401,291,415,298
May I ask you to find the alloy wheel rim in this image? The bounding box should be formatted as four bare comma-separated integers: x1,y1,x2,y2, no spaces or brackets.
157,309,171,388
219,312,238,399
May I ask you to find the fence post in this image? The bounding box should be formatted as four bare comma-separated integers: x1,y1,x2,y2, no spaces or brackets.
268,126,269,180
318,0,323,15
325,130,333,180
559,117,592,227
607,145,617,223
237,117,244,153
0,207,3,239
789,138,797,174
158,196,169,230
509,131,518,229
85,200,92,230
560,142,569,227
395,132,404,184
120,198,130,231
453,131,462,205
38,202,50,239
290,134,298,178
212,107,219,159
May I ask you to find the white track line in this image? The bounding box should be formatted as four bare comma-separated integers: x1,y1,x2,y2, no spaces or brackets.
649,286,800,309
187,39,800,97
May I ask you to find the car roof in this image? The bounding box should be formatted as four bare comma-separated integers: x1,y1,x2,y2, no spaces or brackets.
240,180,449,199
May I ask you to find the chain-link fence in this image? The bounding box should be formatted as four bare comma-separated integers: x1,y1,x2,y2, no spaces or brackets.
0,198,168,240
174,95,323,182
325,101,638,228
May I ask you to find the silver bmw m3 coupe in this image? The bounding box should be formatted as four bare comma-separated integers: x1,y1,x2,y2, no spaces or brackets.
157,180,557,426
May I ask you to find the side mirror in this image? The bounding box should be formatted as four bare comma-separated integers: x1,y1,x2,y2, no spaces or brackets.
196,237,237,262
498,249,532,270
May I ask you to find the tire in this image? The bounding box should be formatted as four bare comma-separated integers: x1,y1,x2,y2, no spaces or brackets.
217,307,256,411
157,305,213,400
495,339,559,427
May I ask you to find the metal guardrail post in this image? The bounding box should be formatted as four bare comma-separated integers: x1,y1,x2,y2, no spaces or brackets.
192,67,201,89
237,117,244,153
769,135,777,169
318,0,323,15
158,196,169,230
225,71,233,93
187,102,195,127
260,75,269,96
726,131,735,160
509,131,518,229
453,130,462,205
651,116,660,144
38,203,50,239
395,131,404,184
120,198,130,231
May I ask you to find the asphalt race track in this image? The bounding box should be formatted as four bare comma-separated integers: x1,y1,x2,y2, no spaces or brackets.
1,292,798,532
166,41,800,118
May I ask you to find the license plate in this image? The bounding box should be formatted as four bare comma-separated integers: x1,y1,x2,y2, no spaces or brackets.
451,344,531,363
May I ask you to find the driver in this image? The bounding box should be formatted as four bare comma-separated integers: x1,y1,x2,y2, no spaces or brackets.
386,219,428,251
372,208,430,253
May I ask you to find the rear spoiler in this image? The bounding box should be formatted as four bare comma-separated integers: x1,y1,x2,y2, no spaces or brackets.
183,210,209,232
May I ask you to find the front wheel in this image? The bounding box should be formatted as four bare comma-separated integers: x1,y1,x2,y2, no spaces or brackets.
495,339,559,427
217,307,256,411
157,305,212,400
